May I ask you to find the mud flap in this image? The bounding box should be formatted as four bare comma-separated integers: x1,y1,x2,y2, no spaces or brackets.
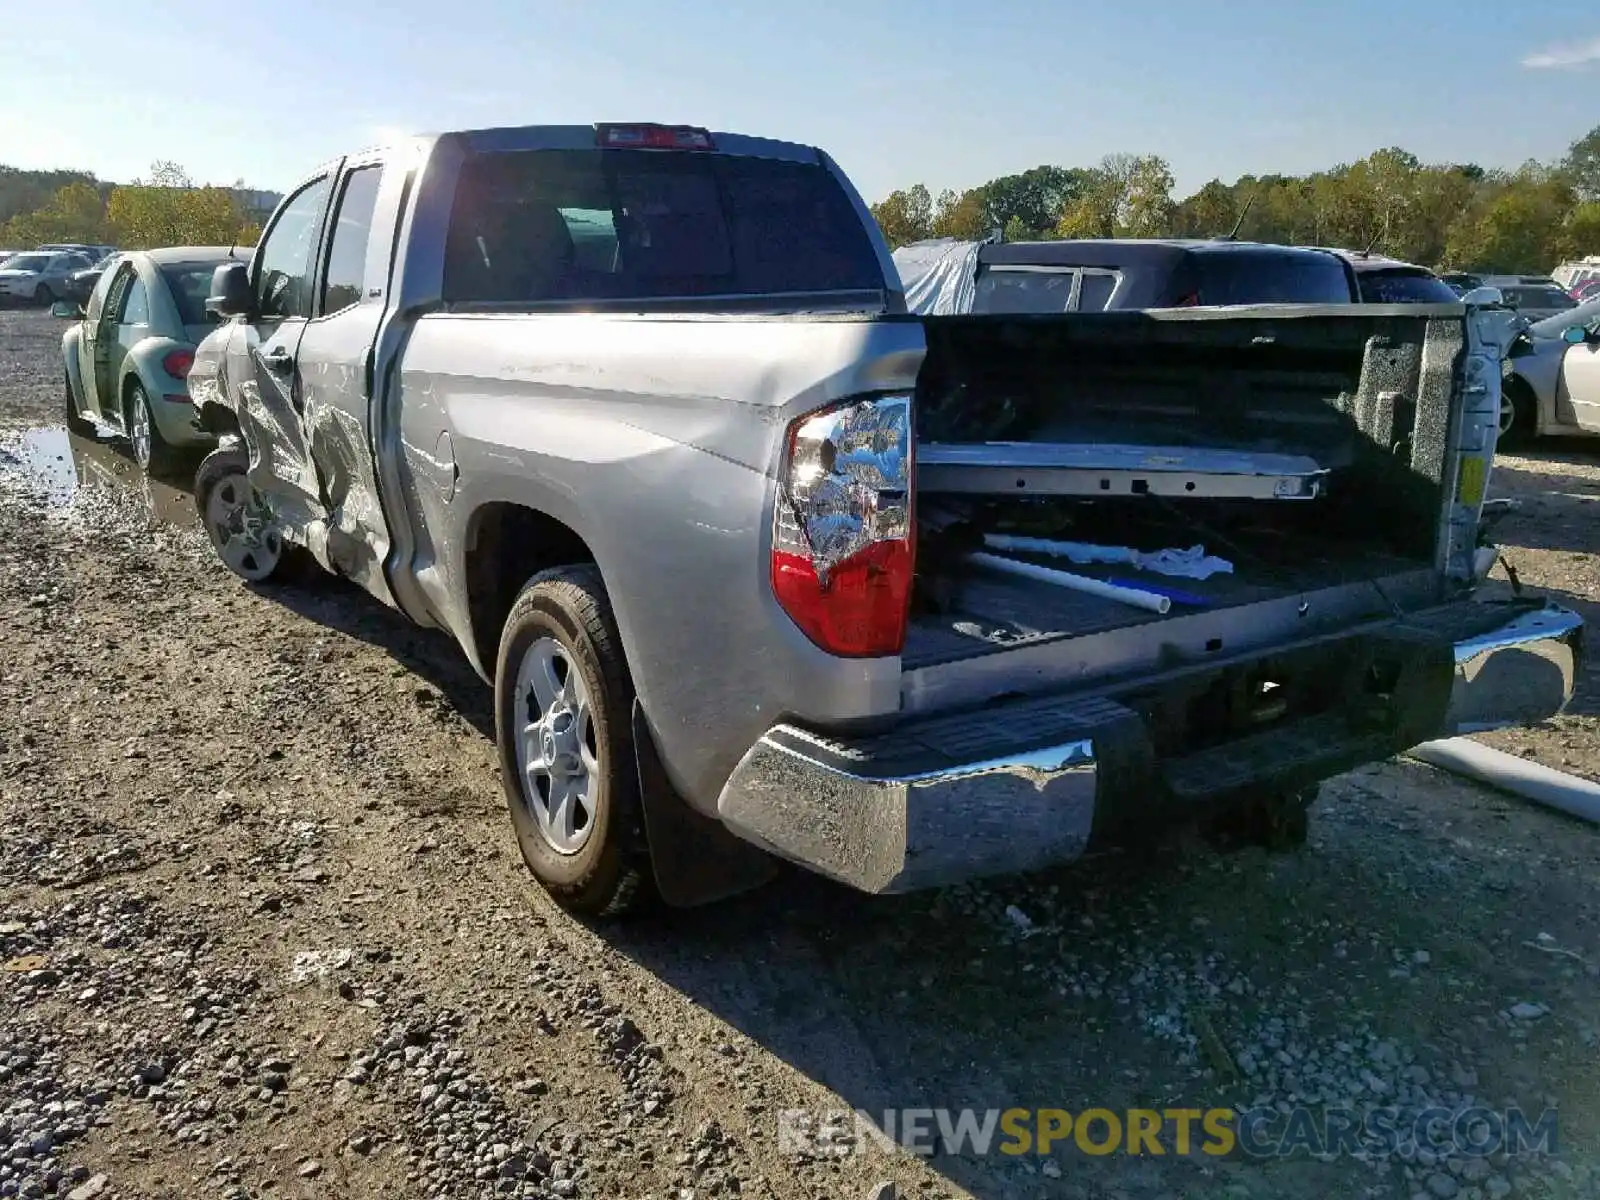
632,701,779,907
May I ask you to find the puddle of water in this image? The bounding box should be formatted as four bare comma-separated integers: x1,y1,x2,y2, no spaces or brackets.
0,424,198,529
2,426,77,505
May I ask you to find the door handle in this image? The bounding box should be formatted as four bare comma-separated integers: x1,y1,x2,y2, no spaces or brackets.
261,347,294,374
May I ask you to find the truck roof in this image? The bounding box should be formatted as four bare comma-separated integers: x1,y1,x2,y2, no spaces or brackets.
977,238,1342,269
351,124,824,167
1308,247,1436,274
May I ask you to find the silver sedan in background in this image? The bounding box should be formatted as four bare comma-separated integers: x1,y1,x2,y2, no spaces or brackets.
1501,296,1600,442
56,247,249,473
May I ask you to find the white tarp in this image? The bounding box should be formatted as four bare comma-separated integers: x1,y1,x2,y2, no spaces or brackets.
891,238,989,316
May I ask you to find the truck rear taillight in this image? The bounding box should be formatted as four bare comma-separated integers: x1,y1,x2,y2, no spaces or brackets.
596,123,714,151
770,394,915,658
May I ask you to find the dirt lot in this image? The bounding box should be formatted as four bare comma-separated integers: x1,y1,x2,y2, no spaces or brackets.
1,305,1598,1200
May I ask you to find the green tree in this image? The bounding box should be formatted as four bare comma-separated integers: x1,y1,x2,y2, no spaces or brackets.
0,166,103,229
105,161,255,248
1122,155,1177,236
1349,148,1421,253
1553,202,1600,260
930,188,990,240
1561,126,1600,202
870,122,1596,268
1176,179,1237,238
0,181,107,245
974,165,1088,238
1445,174,1575,272
143,160,193,188
870,184,933,248
1403,166,1480,265
1053,156,1128,239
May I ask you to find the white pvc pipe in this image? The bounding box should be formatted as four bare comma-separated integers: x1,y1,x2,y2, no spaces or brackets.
967,551,1172,615
1408,738,1600,826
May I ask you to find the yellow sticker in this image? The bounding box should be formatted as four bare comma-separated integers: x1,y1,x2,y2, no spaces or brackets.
1457,456,1487,507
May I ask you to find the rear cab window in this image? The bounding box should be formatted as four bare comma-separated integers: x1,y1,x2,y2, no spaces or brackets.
441,148,884,303
1187,249,1354,305
973,269,1075,313
1356,269,1460,304
971,267,1121,314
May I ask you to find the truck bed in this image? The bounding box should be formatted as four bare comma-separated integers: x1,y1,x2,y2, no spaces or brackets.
904,539,1428,669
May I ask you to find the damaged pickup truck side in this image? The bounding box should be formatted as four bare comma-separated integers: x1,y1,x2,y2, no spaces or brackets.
186,122,1585,915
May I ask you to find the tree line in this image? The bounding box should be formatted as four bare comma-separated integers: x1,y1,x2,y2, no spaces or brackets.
0,161,262,251
870,125,1600,274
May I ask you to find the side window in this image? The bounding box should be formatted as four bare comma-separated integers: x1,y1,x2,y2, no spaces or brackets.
120,277,150,326
320,165,384,314
85,265,118,324
99,266,134,326
255,175,333,320
1077,271,1119,312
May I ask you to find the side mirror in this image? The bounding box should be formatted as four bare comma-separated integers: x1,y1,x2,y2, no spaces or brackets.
206,261,252,318
1562,324,1589,345
49,300,79,319
1460,285,1504,307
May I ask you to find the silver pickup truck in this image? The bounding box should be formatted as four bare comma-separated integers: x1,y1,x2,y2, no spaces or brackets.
186,122,1584,916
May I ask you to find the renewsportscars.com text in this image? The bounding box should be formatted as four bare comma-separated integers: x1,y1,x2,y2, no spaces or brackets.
778,1106,1559,1160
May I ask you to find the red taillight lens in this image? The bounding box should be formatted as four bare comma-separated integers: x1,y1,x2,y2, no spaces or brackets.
596,123,714,151
770,395,915,658
162,350,194,379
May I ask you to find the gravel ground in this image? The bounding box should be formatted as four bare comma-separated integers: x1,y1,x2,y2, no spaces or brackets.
1,306,1598,1200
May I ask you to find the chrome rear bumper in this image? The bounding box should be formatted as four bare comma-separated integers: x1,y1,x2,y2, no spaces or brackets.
716,712,1107,895
715,600,1584,895
1442,602,1584,735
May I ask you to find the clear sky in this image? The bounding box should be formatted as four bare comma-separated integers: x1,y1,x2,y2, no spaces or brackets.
4,0,1597,203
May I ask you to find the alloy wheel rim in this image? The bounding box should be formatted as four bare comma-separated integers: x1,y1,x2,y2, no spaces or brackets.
131,392,152,469
205,470,282,582
513,635,599,855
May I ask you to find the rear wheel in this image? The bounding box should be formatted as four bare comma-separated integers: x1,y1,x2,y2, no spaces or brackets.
63,371,94,437
1499,379,1535,449
126,382,179,476
195,446,304,584
495,565,651,917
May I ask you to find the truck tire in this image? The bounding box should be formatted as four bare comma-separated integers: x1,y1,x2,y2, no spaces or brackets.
194,446,310,584
495,565,651,917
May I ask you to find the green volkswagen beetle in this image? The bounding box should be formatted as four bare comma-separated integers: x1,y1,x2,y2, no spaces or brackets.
56,246,251,474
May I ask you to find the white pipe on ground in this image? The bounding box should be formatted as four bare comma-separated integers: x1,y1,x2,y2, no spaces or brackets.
1408,738,1600,826
967,551,1172,614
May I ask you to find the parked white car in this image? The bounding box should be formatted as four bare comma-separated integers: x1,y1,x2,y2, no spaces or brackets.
0,250,94,306
1501,296,1600,441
